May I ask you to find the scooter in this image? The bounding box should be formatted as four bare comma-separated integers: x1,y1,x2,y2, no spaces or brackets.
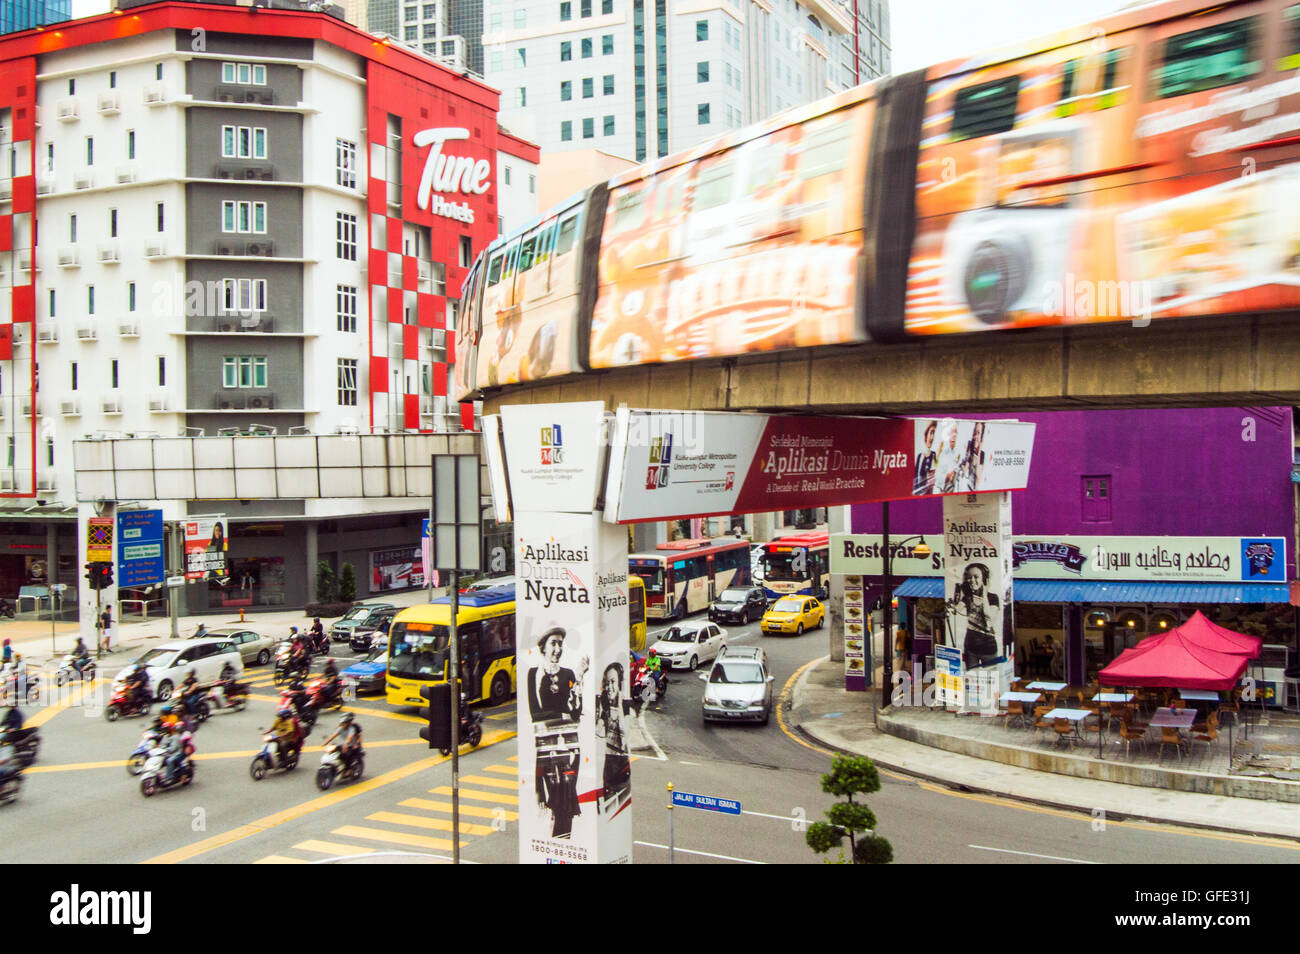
280,685,319,731
2,727,39,769
0,667,39,706
273,646,311,685
316,743,364,790
631,664,667,706
305,677,344,714
55,654,96,686
0,765,21,803
439,702,484,756
105,684,153,722
127,727,161,776
249,732,303,780
139,747,194,797
206,679,250,714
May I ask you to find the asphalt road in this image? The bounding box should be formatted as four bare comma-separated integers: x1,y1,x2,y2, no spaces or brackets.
3,626,1298,865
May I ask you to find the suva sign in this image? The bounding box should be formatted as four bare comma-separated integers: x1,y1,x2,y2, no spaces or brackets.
414,127,490,224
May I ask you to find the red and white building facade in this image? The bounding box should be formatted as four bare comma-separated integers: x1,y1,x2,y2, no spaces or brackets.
0,1,536,607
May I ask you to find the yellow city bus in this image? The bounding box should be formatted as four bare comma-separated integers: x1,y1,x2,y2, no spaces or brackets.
628,574,646,652
386,589,516,708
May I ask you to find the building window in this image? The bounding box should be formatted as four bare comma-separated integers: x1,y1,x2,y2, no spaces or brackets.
221,278,268,314
336,212,358,260
583,117,594,138
46,143,53,173
128,130,136,160
561,41,572,60
422,3,435,16
561,120,573,141
110,359,118,389
48,289,55,317
602,0,612,12
405,6,418,21
560,1,571,20
528,174,536,194
459,235,473,267
338,358,359,406
583,77,594,98
222,200,268,234
222,356,268,389
87,285,95,315
581,0,591,16
582,37,593,57
514,9,526,27
335,285,358,333
336,139,357,189
696,19,708,40
85,136,93,166
516,48,527,67
423,22,437,37
156,202,164,232
488,12,502,30
109,208,117,238
561,80,572,100
405,26,417,41
158,356,166,387
69,78,75,95
698,61,709,82
128,282,136,312
504,165,513,185
155,63,163,80
69,214,77,242
602,33,614,54
222,126,268,160
70,362,77,391
1082,475,1112,523
603,114,615,135
109,71,116,88
603,74,615,94
698,102,710,124
517,87,527,107
221,62,268,85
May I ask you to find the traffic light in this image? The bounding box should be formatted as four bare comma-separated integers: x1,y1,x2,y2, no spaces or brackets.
84,562,98,590
83,562,113,590
419,683,450,751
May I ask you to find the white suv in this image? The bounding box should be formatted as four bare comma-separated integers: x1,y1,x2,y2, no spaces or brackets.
114,638,244,702
701,646,774,725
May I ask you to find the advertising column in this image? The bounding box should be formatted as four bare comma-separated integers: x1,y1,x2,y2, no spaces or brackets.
941,493,1014,715
498,403,632,864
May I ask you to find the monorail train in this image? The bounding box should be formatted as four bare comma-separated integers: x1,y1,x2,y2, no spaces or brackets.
456,0,1300,402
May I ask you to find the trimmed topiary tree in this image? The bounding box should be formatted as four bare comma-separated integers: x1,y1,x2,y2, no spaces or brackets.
316,560,337,605
338,562,357,603
806,755,893,864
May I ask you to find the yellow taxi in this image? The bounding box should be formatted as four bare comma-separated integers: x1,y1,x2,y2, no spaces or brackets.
761,595,825,636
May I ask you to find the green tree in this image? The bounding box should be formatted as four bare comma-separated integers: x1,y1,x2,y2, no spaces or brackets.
338,562,357,603
316,560,337,604
806,755,892,864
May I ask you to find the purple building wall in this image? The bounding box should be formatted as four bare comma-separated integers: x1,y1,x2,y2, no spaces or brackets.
850,407,1297,579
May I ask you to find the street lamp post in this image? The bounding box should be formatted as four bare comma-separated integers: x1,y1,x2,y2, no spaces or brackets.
879,501,930,711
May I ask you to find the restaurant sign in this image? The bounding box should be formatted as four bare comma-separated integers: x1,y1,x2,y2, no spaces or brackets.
832,534,1288,584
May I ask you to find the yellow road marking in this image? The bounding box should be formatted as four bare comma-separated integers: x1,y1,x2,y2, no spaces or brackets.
485,711,517,721
366,810,495,836
429,785,519,806
330,825,464,852
507,755,518,762
484,764,517,776
253,855,309,864
398,797,518,821
246,694,426,724
459,774,517,790
28,739,434,773
141,729,515,864
25,678,106,728
292,840,375,857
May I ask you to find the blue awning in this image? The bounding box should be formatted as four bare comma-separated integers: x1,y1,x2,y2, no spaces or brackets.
891,577,1291,604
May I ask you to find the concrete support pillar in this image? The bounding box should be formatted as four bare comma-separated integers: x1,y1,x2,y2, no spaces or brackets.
631,520,665,553
751,511,775,543
45,523,58,615
305,521,319,603
1066,605,1085,686
828,505,848,662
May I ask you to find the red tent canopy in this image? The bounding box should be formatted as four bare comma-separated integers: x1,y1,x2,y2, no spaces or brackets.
1123,611,1261,658
1098,628,1248,691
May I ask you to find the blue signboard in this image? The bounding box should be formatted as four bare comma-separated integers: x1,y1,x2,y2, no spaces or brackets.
671,791,741,815
117,509,165,588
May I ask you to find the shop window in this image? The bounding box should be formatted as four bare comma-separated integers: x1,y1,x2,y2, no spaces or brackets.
214,557,285,607
1082,475,1111,523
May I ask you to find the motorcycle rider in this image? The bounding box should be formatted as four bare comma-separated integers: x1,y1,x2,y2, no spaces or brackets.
192,622,208,640
322,712,362,775
319,658,342,706
1,638,10,665
287,629,309,677
0,703,32,748
160,722,189,784
267,705,303,765
71,637,92,675
283,677,314,726
123,665,151,712
179,669,204,720
646,647,667,692
0,735,18,788
309,617,326,653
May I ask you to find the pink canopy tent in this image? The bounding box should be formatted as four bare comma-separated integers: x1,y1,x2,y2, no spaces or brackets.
1098,628,1248,691
1122,611,1261,659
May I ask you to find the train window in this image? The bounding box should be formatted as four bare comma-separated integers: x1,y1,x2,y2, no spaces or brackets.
797,120,849,180
555,215,579,254
486,252,504,286
610,187,647,234
518,234,537,273
501,241,520,281
1101,49,1124,91
534,220,557,265
1059,59,1078,102
693,160,734,211
1284,5,1300,70
950,75,1020,140
1155,17,1258,99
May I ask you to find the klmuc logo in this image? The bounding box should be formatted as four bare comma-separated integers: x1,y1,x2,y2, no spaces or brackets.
1245,541,1276,577
644,434,673,490
540,425,564,466
50,884,151,934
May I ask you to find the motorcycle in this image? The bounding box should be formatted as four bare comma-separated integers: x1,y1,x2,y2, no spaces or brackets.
249,732,303,780
55,654,96,686
2,728,39,769
280,685,319,731
104,683,153,722
0,766,20,803
630,659,667,706
0,666,39,706
127,727,161,776
139,746,194,797
316,742,364,790
273,645,311,685
439,705,484,756
206,679,250,713
306,630,330,656
305,677,344,714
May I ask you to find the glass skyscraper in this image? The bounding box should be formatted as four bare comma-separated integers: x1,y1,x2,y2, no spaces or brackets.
1,0,72,34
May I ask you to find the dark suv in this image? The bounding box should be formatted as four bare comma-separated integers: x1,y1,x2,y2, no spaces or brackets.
331,603,398,643
708,586,767,625
349,607,398,653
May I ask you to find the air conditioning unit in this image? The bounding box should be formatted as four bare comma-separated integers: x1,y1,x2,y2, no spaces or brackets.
118,319,140,337
101,397,122,414
143,84,167,105
244,167,259,180
36,475,56,492
36,177,54,195
115,166,138,184
60,400,80,416
0,180,11,200
219,399,234,410
244,90,260,103
97,90,121,114
148,392,169,412
249,395,267,409
215,243,235,255
335,423,360,435
145,241,165,258
0,474,11,490
16,248,32,272
57,246,80,267
76,321,97,340
218,322,234,332
216,168,233,179
259,168,274,181
245,241,271,257
217,92,236,103
36,323,58,344
97,243,120,264
56,98,80,121
18,396,32,415
74,171,94,190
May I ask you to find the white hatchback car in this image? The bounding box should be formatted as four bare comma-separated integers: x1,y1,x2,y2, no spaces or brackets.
651,621,728,671
113,637,245,702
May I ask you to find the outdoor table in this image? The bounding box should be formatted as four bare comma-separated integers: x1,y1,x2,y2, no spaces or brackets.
1150,707,1197,753
1044,707,1090,747
1092,693,1134,703
1028,681,1067,692
1178,689,1219,702
1001,691,1044,703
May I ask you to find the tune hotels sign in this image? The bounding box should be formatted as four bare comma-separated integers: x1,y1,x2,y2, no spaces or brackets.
415,127,491,224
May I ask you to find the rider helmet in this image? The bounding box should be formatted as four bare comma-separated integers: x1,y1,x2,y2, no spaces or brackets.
339,713,354,726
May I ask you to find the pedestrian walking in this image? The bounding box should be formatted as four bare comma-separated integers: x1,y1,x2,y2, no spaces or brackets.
99,604,114,653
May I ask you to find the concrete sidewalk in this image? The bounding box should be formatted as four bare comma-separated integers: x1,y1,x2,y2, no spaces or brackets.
789,655,1300,842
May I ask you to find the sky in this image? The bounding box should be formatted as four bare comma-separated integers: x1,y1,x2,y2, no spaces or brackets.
888,0,1136,74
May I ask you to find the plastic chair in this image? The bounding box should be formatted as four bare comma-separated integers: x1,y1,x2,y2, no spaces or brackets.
1190,722,1219,756
1157,726,1183,762
1119,720,1147,760
1033,706,1053,743
1052,717,1075,750
1004,699,1025,731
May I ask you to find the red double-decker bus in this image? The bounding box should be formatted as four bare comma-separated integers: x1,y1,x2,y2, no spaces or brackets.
628,537,753,621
